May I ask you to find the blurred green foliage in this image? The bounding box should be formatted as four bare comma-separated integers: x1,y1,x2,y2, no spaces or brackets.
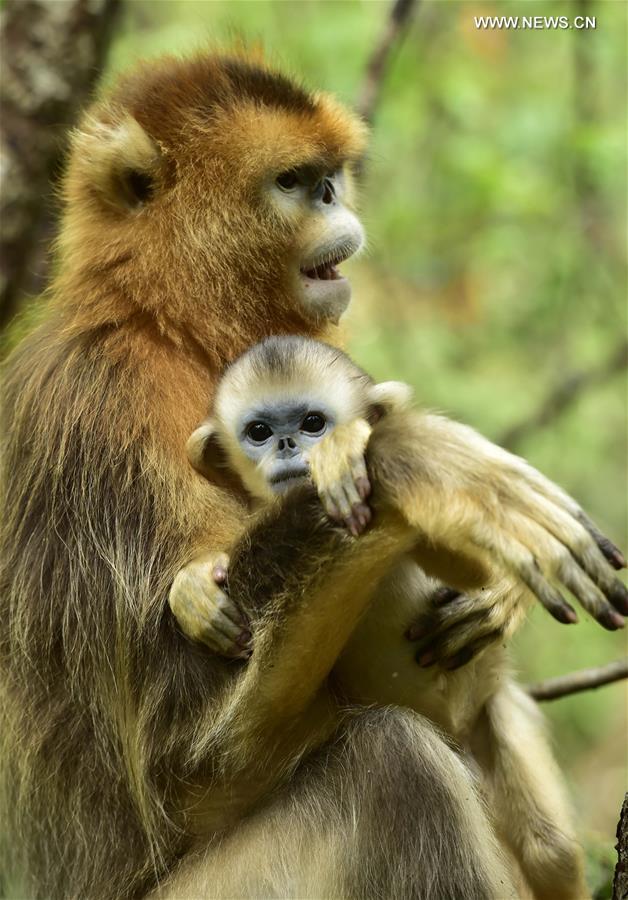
6,0,627,890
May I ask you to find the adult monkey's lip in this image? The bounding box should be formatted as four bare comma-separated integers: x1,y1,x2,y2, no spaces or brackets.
296,239,359,322
299,241,357,282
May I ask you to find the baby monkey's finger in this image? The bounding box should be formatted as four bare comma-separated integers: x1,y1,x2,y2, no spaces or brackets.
204,611,252,659
350,456,371,500
344,503,372,537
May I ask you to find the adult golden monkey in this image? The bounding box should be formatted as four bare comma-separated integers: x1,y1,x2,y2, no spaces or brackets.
1,53,625,900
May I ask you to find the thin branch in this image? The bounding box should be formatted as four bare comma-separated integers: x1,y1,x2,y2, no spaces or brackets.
356,0,419,125
527,658,628,702
499,340,628,450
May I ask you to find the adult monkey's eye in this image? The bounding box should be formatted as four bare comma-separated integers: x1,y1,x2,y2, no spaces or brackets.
301,413,326,434
276,170,299,191
246,422,273,443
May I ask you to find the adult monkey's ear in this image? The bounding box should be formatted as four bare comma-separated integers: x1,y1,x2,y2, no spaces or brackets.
367,381,414,424
73,112,164,211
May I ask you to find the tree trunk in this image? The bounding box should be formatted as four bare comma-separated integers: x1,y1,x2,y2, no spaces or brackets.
0,0,121,330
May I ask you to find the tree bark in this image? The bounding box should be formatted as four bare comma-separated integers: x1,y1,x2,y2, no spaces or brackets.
613,793,628,900
0,0,121,330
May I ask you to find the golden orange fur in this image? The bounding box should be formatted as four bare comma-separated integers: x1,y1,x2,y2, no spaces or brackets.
1,52,367,899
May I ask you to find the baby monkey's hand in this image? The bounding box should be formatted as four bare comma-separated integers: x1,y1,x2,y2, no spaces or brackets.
169,551,252,659
309,419,373,537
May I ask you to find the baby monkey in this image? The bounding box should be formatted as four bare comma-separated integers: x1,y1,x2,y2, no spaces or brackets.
185,335,590,900
187,336,406,538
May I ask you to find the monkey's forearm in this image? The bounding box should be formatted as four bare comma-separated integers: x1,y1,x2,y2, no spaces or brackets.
219,490,414,745
367,410,627,628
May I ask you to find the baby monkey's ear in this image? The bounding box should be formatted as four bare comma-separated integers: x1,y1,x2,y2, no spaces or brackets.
185,419,227,479
186,421,228,479
367,381,414,424
187,422,249,496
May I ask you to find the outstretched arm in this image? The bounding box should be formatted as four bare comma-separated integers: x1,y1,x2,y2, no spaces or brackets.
365,410,627,627
308,407,626,631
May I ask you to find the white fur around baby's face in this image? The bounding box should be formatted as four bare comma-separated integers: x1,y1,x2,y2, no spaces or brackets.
213,339,372,501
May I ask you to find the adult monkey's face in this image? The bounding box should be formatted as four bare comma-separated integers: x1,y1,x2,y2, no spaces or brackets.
269,162,364,323
61,54,368,343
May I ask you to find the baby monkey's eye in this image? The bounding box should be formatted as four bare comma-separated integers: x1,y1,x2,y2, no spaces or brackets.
301,413,326,435
276,170,299,191
246,422,273,443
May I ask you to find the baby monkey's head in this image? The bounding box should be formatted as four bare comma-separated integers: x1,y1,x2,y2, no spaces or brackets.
188,336,411,501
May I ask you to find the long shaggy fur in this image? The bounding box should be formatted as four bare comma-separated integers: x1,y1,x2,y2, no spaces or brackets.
0,53,363,899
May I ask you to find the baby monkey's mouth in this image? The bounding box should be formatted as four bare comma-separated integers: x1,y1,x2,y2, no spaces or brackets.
268,464,310,494
269,467,309,486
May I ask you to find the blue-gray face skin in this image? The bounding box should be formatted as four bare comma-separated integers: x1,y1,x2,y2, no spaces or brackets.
239,400,335,494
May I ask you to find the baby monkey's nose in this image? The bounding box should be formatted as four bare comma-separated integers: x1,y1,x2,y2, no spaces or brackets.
277,436,297,453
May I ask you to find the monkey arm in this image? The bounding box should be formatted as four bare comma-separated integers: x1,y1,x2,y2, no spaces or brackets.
367,409,627,630
177,490,418,836
174,406,626,832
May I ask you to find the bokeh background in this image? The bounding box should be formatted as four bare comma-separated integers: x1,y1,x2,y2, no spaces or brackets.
2,1,626,895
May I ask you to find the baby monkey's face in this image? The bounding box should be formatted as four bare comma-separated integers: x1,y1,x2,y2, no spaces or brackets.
239,398,336,495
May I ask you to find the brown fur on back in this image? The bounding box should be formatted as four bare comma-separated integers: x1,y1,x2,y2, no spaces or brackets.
0,53,365,899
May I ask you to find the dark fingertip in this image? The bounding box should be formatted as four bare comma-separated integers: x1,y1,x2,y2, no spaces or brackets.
444,647,475,671
599,539,626,570
406,624,424,642
597,608,625,631
554,603,578,624
607,580,628,613
434,587,462,606
236,629,252,647
417,650,436,668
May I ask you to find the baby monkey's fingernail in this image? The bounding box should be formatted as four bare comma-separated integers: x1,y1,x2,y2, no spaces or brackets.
236,629,252,647
213,566,228,585
356,477,371,500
